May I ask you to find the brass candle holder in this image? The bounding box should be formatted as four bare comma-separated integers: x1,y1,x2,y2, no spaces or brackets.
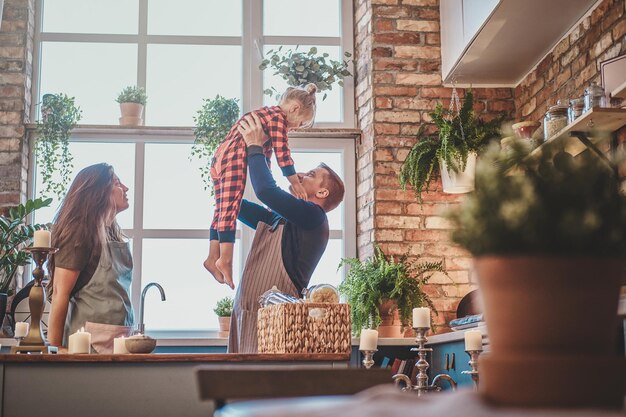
11,247,58,354
360,349,377,369
461,350,481,390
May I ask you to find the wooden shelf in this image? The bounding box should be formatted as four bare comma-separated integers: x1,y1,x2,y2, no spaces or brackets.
528,108,626,160
611,80,626,100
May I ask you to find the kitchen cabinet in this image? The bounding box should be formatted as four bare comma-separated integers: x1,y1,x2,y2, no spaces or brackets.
440,0,598,85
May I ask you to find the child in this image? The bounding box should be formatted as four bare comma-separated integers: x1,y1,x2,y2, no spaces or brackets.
203,83,318,289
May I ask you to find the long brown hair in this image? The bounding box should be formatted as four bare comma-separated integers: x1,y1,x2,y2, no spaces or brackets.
47,163,123,297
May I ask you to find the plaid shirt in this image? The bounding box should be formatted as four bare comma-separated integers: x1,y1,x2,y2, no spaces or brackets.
256,106,294,174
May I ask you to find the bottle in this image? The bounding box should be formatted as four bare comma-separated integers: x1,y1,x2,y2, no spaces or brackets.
301,284,340,304
258,286,302,307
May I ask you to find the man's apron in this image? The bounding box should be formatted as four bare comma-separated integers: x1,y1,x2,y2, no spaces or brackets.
228,222,299,353
64,241,135,353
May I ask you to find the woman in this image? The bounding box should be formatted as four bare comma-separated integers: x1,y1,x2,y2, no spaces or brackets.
47,163,134,353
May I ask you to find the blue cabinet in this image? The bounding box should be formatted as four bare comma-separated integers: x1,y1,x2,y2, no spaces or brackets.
428,340,474,389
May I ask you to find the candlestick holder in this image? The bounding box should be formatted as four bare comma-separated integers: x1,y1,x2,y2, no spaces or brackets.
360,349,377,369
461,350,481,390
392,327,457,396
11,247,58,354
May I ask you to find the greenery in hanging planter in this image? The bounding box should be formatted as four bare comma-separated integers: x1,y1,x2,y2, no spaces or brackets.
446,138,626,257
399,91,504,202
0,198,52,296
259,46,352,101
190,95,240,192
36,93,82,198
213,296,234,317
116,86,147,105
338,245,444,336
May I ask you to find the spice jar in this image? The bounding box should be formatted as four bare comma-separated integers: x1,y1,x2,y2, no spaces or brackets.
583,82,606,113
301,284,339,304
568,97,584,124
543,101,568,140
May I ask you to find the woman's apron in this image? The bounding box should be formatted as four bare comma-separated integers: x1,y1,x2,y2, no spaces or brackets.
64,241,135,353
228,221,299,353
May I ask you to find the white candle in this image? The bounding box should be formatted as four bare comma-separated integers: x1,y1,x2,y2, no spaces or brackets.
113,336,129,354
14,322,29,338
359,329,378,351
33,230,51,248
412,307,430,328
464,330,483,351
68,327,91,354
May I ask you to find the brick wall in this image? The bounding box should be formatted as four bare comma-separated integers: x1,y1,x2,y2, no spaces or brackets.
354,0,514,330
0,0,35,210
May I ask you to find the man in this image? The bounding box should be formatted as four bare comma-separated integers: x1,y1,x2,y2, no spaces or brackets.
228,113,345,353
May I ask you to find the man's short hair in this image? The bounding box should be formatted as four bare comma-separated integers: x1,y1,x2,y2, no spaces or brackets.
319,163,345,212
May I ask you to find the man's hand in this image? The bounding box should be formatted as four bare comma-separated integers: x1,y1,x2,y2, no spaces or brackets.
237,112,267,147
287,174,308,201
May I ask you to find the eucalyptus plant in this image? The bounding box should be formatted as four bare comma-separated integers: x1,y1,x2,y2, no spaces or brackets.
116,86,147,105
213,296,234,317
190,95,240,192
338,245,443,336
35,93,82,198
260,46,352,101
0,197,51,295
399,91,503,202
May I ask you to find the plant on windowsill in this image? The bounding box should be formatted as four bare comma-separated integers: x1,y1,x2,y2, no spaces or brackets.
35,93,82,198
259,46,352,101
0,197,51,328
190,95,240,193
337,245,444,337
116,86,147,126
399,90,504,201
213,296,234,336
444,138,626,408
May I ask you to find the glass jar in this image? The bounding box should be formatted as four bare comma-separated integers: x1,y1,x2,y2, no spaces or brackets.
258,286,302,307
567,97,584,124
583,82,606,113
543,101,568,140
301,284,340,304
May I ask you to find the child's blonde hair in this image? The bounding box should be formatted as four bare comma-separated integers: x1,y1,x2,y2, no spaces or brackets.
280,83,317,128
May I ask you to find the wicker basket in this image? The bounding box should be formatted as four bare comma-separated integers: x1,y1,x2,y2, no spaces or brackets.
257,303,351,354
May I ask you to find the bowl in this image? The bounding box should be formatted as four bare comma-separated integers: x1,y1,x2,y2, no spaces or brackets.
125,335,157,354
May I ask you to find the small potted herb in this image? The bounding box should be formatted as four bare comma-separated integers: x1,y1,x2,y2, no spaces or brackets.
213,296,234,336
116,86,147,126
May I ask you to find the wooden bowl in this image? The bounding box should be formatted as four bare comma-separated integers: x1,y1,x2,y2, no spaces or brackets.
125,335,157,354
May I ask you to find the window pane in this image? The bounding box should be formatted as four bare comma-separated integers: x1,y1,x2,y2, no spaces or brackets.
143,143,215,230
148,0,242,36
269,151,343,230
42,0,139,34
263,0,341,37
141,238,241,331
146,45,242,126
34,142,135,229
309,239,343,288
39,42,137,125
263,45,343,123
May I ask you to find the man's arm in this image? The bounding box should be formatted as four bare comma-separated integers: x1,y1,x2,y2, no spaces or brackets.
238,199,278,229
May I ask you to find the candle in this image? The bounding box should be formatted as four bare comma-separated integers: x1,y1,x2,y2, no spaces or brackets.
68,327,91,354
33,230,51,248
412,307,430,328
359,329,378,351
464,329,483,351
113,336,129,354
14,322,29,338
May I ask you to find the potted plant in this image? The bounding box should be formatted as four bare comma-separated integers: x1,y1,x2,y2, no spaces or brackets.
0,198,51,330
190,95,240,193
446,139,626,408
259,46,352,101
338,245,444,337
116,86,147,126
213,296,234,336
35,93,82,198
399,91,503,200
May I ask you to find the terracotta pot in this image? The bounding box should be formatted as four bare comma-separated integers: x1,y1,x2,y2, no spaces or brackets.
474,256,626,408
377,300,404,338
120,102,144,118
218,316,230,337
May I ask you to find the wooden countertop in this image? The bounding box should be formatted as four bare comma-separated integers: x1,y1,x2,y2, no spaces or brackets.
0,352,350,363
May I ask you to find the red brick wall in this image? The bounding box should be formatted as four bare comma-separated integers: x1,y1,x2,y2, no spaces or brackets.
354,0,514,331
514,0,626,122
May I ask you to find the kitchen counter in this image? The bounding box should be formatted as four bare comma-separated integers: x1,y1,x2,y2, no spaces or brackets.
0,352,349,362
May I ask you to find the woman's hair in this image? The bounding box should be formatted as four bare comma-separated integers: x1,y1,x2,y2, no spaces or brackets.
280,83,318,127
47,163,123,297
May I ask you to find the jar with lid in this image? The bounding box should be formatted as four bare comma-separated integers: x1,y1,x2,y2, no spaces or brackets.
301,284,339,304
258,286,302,307
583,82,606,113
543,101,568,140
568,97,584,124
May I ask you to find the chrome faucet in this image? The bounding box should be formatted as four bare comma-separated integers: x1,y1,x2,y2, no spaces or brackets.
431,373,458,391
136,282,166,335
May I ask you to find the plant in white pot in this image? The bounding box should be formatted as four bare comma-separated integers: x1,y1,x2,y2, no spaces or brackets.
213,296,233,337
446,139,626,408
116,86,147,126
